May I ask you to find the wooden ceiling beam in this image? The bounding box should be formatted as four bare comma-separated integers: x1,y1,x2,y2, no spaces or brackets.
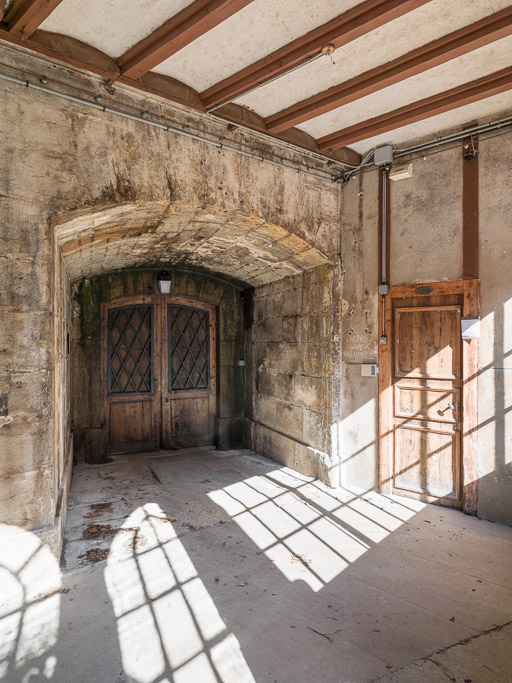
118,0,255,81
318,66,512,151
5,0,64,39
267,6,512,133
201,0,431,109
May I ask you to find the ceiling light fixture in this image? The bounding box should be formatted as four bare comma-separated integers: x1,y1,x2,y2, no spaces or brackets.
158,271,172,295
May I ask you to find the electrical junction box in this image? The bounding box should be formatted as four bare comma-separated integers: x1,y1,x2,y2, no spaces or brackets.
374,145,394,166
361,364,377,377
461,318,480,339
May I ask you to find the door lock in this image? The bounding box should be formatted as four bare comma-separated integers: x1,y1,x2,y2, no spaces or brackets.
165,397,170,405
448,402,455,411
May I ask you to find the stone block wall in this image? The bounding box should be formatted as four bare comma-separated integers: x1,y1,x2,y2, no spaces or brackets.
0,42,340,553
245,264,343,485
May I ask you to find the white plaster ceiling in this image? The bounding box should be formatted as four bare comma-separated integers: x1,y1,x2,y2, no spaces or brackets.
40,0,196,57
19,0,512,153
298,34,512,139
237,0,512,117
152,0,358,91
348,90,512,153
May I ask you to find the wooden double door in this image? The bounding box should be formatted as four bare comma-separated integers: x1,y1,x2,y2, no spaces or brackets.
101,295,216,455
379,281,478,509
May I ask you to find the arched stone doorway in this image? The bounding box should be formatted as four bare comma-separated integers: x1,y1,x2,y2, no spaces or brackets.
52,201,338,467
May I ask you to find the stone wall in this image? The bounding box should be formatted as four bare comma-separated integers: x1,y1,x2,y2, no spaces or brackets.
0,42,340,552
72,269,245,460
245,264,343,485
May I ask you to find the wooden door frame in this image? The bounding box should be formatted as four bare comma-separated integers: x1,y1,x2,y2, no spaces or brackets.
378,279,479,514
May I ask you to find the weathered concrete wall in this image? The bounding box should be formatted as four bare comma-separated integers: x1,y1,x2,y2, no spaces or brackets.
390,146,463,285
72,269,245,460
0,42,340,551
477,132,512,525
339,171,379,492
245,264,344,485
340,131,512,525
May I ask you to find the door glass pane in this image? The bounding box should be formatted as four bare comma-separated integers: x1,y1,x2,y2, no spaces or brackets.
168,305,210,392
108,305,153,394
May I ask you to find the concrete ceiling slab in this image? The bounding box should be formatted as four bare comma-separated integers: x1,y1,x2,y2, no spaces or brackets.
236,0,512,118
40,0,195,58
152,0,358,91
297,34,512,140
54,202,333,287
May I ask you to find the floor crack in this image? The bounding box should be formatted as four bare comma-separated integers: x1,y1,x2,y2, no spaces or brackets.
370,620,512,681
426,657,456,682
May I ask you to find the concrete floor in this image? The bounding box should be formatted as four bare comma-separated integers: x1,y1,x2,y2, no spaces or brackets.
1,448,512,683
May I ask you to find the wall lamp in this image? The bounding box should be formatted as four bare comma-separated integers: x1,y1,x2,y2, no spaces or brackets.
158,271,172,295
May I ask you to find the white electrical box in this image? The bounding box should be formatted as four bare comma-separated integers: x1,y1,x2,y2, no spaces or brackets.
389,162,413,181
461,318,480,339
361,364,377,377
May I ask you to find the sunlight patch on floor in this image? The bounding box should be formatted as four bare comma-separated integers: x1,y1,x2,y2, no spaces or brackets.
209,467,425,591
0,524,61,680
104,503,255,683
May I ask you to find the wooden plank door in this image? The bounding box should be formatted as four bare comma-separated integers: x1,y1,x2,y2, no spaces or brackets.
101,295,161,454
391,296,463,506
161,296,217,449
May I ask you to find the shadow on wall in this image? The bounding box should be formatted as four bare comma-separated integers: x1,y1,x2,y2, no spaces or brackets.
476,301,512,523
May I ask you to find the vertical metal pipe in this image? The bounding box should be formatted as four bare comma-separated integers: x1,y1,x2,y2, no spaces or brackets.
379,167,389,342
381,167,387,285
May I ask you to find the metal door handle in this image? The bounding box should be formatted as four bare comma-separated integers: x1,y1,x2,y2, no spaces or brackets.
448,402,455,411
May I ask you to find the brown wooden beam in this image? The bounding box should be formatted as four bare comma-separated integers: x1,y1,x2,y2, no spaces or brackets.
267,7,512,133
462,277,479,516
118,0,255,81
201,0,431,109
318,66,512,151
462,135,479,280
5,0,64,39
